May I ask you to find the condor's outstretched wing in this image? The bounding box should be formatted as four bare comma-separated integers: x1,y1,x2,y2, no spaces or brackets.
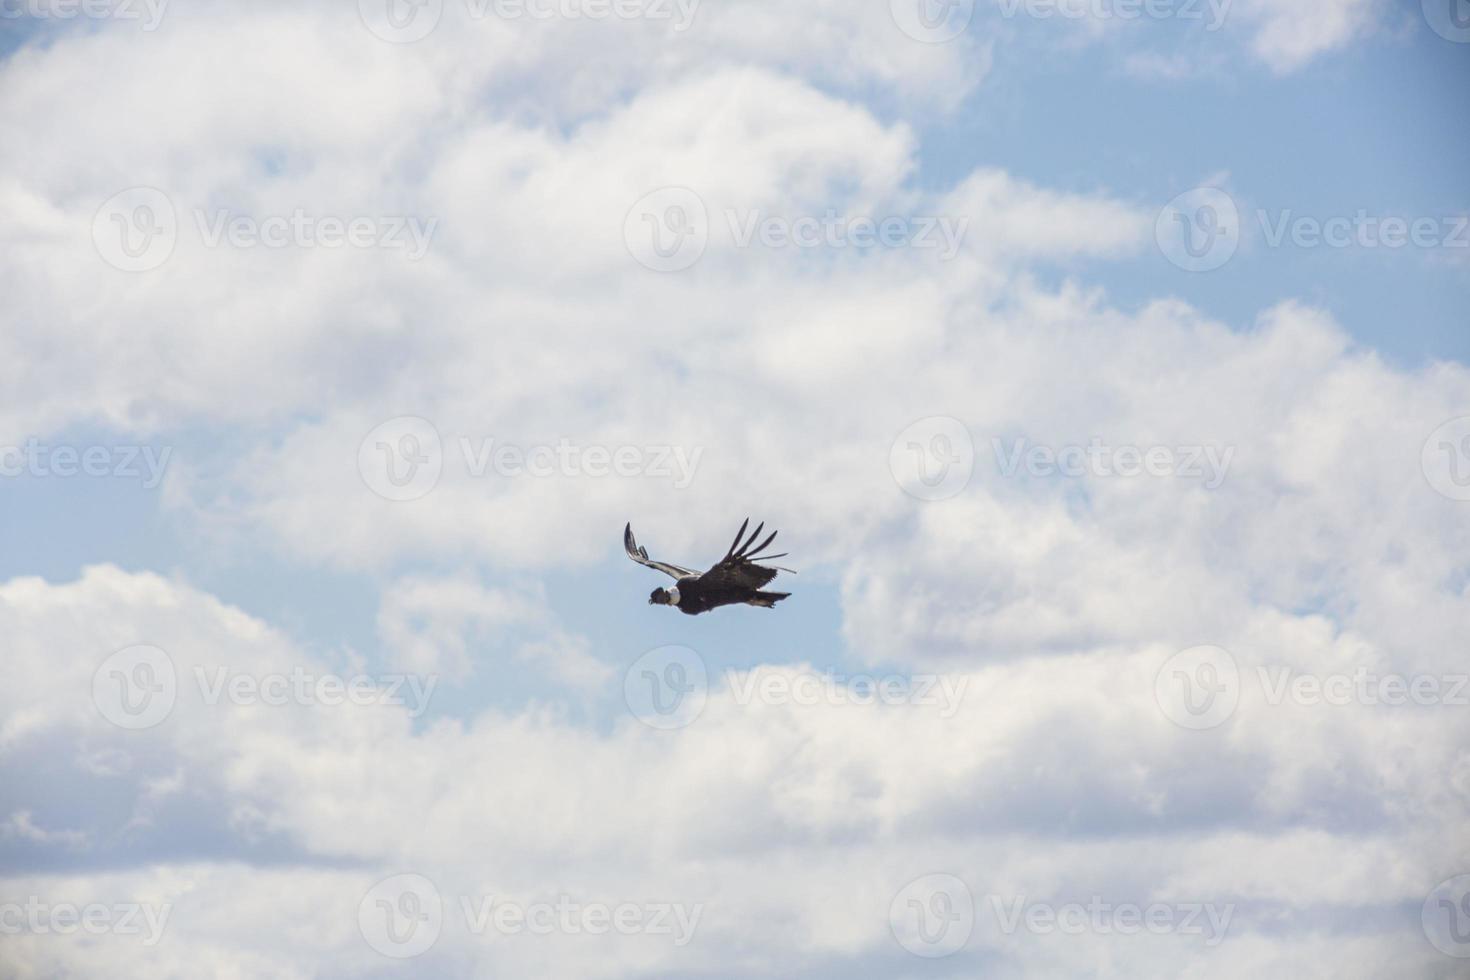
624,523,699,581
698,518,794,590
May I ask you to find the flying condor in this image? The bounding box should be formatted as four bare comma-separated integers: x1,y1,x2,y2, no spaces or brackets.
624,519,794,615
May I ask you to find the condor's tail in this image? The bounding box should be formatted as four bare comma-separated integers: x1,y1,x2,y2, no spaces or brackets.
748,591,791,609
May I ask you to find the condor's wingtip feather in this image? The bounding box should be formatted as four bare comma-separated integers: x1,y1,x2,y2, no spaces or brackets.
738,521,765,557
726,518,750,559
745,529,779,560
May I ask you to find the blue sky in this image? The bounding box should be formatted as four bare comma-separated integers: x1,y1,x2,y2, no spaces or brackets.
932,15,1470,365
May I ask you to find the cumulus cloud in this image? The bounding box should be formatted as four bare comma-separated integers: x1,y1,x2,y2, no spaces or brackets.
1,568,1465,977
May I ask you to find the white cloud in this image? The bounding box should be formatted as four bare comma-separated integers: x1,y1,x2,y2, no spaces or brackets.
1235,0,1384,73
378,574,609,688
1,567,1463,977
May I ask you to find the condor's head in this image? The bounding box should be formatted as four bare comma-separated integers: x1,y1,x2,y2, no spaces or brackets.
649,587,677,606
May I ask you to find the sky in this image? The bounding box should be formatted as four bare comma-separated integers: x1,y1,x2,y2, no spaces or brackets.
1,0,1468,976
